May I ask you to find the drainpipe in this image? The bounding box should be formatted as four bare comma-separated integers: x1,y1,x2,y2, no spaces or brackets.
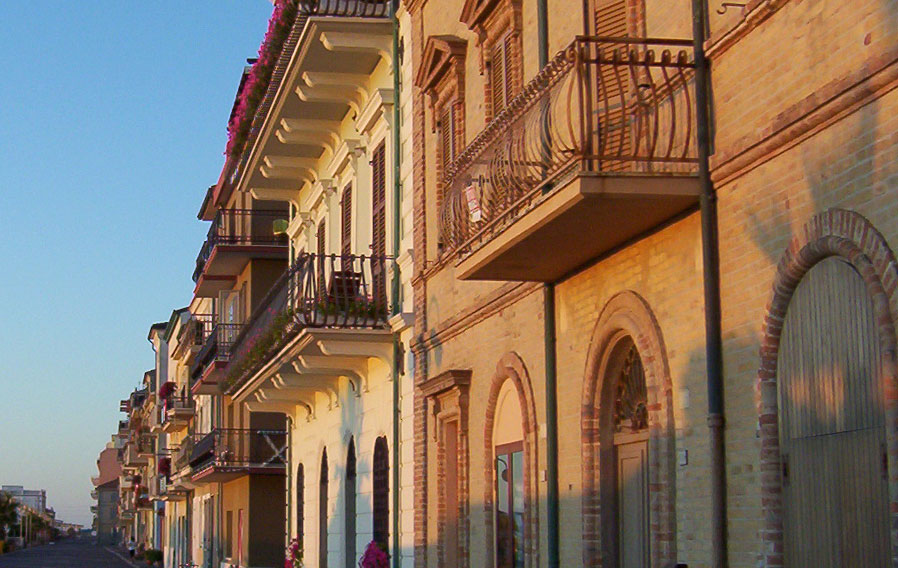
390,2,403,567
692,1,726,566
536,3,560,568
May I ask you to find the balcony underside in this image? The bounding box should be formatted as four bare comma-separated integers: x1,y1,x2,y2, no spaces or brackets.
162,409,194,433
194,244,288,297
456,173,700,282
234,327,393,418
192,362,225,395
190,465,285,484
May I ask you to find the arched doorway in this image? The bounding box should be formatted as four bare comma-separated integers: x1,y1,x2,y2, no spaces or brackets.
581,291,676,567
373,436,389,551
757,209,898,567
777,257,889,566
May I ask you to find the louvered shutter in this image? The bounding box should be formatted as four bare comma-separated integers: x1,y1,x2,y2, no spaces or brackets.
490,40,507,118
440,105,455,173
594,0,632,170
341,185,352,258
316,220,326,295
371,143,387,311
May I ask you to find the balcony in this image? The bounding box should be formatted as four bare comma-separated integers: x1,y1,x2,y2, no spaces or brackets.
222,253,394,401
136,434,155,458
440,37,700,282
173,313,214,361
236,1,393,207
188,428,287,483
191,322,244,394
161,395,195,432
123,443,148,468
193,209,289,297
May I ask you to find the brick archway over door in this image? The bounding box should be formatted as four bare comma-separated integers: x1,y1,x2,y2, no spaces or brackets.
581,290,677,567
483,352,540,568
758,208,898,567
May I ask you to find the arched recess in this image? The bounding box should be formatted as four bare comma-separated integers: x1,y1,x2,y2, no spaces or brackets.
373,436,390,551
483,352,540,567
319,448,329,568
581,291,676,567
345,438,357,568
757,209,898,567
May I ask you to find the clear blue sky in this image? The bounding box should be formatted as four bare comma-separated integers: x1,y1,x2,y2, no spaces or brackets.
0,2,274,526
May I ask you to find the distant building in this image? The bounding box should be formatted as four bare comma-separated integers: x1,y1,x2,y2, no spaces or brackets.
93,479,120,545
1,486,46,514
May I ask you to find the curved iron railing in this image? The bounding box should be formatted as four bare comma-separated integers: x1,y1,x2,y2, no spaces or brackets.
223,253,393,393
299,0,390,17
440,36,698,253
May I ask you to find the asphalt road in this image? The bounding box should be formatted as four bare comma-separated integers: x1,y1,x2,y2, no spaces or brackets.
0,538,135,567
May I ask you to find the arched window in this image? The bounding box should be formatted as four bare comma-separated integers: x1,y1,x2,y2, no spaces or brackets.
777,257,889,565
493,379,524,568
319,449,328,568
296,463,305,542
345,438,357,568
372,436,389,551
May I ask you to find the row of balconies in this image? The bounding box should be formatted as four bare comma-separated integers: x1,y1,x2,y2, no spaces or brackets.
188,253,392,395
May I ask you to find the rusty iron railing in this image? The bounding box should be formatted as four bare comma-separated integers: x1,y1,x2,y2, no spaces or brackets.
440,36,698,253
299,0,390,17
223,253,392,392
193,208,288,283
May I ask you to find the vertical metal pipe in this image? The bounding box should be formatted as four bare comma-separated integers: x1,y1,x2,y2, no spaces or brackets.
390,2,403,567
691,0,727,566
537,3,560,568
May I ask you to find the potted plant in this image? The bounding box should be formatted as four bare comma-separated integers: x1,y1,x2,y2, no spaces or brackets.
144,548,163,567
359,540,389,568
285,537,303,568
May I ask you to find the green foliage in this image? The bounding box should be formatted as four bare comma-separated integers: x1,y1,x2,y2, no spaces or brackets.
144,549,163,564
222,309,296,393
0,492,17,540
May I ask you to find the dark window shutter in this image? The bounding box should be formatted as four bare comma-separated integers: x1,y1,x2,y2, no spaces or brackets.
371,143,387,309
341,185,352,257
490,41,507,117
316,220,326,294
440,106,455,173
503,34,516,101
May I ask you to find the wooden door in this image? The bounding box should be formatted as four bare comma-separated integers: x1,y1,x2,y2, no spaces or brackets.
778,257,890,567
615,437,649,568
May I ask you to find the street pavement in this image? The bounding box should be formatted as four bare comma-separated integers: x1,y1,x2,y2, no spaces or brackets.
0,537,136,567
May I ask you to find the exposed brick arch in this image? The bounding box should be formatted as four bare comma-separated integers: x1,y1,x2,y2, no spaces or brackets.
483,352,540,568
758,208,898,567
581,291,676,567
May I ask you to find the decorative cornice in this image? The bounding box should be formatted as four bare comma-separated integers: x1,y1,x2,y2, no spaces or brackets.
419,369,472,398
415,35,467,92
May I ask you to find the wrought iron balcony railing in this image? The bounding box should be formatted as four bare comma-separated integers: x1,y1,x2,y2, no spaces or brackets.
222,253,392,392
189,428,287,473
191,322,244,379
299,0,390,17
192,209,288,283
440,36,698,253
